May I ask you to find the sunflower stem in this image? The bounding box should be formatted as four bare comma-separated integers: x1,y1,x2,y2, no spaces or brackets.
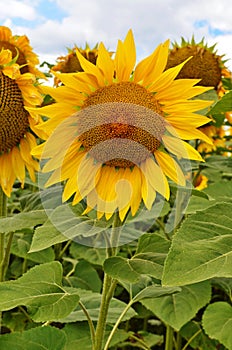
0,188,8,333
93,212,122,350
165,325,174,350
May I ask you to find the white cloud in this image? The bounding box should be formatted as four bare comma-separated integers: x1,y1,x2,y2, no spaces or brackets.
0,0,37,20
2,0,232,70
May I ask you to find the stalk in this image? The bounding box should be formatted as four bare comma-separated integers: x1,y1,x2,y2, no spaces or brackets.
93,212,122,350
0,188,8,333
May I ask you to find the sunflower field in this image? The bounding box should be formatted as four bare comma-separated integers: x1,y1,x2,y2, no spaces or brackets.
0,26,232,350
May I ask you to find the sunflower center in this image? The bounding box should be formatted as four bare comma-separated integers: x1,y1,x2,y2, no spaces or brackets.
166,46,221,88
0,71,29,153
78,82,166,167
0,41,29,74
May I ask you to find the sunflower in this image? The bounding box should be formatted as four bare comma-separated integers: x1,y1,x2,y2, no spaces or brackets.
0,48,43,196
193,173,208,191
0,26,45,79
31,30,213,221
52,43,99,86
165,36,230,92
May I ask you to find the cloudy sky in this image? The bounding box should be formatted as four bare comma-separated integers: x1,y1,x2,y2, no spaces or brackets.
1,0,232,70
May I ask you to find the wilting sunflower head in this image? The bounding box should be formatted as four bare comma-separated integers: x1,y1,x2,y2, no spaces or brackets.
52,43,99,86
31,30,213,221
0,26,45,79
166,36,229,90
0,49,43,196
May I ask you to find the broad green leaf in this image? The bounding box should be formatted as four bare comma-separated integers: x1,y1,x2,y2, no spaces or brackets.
141,281,211,331
0,261,80,322
69,242,106,266
132,285,181,302
104,233,170,282
203,301,232,349
212,277,232,299
207,90,232,115
186,181,232,214
0,210,49,234
58,289,136,323
162,202,232,286
0,326,66,350
204,181,232,199
118,331,163,349
180,321,219,350
20,186,63,211
29,203,111,252
103,256,141,283
63,322,128,350
72,260,102,292
11,230,54,263
136,232,170,255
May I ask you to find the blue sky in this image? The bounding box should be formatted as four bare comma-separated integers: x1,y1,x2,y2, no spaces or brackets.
1,0,232,70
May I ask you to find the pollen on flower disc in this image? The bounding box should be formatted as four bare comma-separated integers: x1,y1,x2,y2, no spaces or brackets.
77,82,166,167
0,72,29,153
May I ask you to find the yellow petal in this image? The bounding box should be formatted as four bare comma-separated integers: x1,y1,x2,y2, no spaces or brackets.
114,29,136,82
165,124,213,144
76,156,101,199
155,80,212,101
163,135,204,161
163,99,212,113
97,42,114,84
165,113,210,127
11,147,25,185
75,50,104,86
0,153,15,197
124,167,142,216
141,157,170,200
134,40,169,85
52,71,92,94
155,150,186,186
141,171,156,210
41,85,84,105
149,57,192,92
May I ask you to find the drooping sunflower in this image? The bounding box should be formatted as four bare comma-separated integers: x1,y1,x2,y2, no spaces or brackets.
52,43,99,86
165,36,230,92
31,30,213,221
0,26,45,79
0,48,43,196
166,36,232,156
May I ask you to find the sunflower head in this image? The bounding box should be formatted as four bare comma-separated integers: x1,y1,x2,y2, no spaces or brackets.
31,30,213,222
0,48,43,196
52,43,99,85
0,26,45,79
166,36,229,90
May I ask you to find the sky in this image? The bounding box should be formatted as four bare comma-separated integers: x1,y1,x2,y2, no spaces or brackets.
1,0,232,72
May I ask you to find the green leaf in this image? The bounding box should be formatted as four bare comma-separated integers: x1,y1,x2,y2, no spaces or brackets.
207,91,232,115
11,230,55,263
203,301,232,349
0,210,49,234
212,277,232,299
0,261,80,322
0,326,66,350
180,321,219,350
141,281,211,331
104,256,141,283
162,202,232,286
29,203,111,252
132,284,181,302
104,233,171,282
70,242,106,266
63,322,128,350
72,260,102,292
58,289,137,323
